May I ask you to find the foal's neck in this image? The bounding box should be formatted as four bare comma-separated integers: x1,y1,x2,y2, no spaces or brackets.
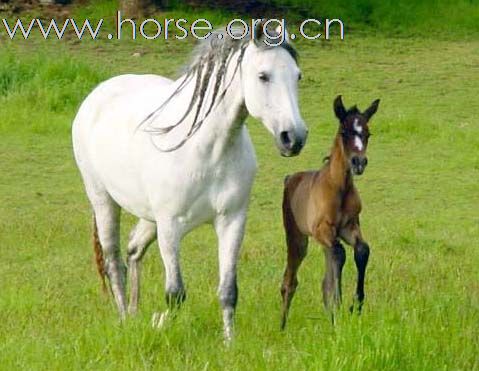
326,134,353,191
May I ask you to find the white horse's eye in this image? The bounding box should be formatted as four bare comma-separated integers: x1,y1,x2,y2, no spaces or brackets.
259,72,270,82
298,73,302,81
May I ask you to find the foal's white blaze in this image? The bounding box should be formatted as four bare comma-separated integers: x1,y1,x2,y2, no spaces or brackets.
353,118,362,134
354,136,364,151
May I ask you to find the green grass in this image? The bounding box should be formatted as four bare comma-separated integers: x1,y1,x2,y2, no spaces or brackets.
1,2,479,370
272,0,479,37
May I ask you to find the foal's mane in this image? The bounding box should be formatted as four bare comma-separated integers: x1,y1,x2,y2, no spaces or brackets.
139,28,298,152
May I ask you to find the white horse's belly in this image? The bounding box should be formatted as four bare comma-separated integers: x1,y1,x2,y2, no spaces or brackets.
93,130,256,227
144,128,257,230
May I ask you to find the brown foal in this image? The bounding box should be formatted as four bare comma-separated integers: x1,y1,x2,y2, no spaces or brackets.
280,95,380,328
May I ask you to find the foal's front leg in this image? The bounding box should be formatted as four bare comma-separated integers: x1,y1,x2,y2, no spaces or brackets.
322,241,346,311
340,220,370,312
315,222,346,312
353,239,369,312
214,211,246,342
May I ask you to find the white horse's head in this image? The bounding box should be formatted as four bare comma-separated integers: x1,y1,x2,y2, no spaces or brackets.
141,24,308,155
241,26,308,157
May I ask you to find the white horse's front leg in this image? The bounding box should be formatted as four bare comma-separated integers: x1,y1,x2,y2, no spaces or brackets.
214,211,247,342
152,220,186,328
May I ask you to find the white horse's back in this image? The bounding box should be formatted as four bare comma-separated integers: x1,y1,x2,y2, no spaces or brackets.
73,73,172,135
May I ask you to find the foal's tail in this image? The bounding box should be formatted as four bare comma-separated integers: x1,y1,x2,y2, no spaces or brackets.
92,215,108,293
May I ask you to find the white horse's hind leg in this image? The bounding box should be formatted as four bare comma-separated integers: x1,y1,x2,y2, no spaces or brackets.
152,221,186,328
214,212,246,342
127,219,157,314
92,196,127,319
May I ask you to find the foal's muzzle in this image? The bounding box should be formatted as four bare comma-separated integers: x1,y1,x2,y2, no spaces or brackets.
351,156,368,175
277,129,308,157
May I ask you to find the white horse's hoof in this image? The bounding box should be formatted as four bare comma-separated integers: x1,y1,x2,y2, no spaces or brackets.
223,334,233,346
222,308,234,344
223,326,233,345
151,310,170,329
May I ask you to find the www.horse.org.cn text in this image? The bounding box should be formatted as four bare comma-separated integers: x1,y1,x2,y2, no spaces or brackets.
0,14,345,43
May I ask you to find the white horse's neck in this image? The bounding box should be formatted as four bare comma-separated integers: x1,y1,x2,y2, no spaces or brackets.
151,47,248,160
198,49,248,158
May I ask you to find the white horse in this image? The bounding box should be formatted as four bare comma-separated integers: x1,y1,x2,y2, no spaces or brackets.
72,25,307,340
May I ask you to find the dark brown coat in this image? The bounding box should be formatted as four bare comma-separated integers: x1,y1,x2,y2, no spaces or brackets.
280,95,380,328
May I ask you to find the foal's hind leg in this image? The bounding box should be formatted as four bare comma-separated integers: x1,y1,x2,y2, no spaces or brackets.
280,221,308,329
281,234,308,329
127,219,157,315
92,197,127,319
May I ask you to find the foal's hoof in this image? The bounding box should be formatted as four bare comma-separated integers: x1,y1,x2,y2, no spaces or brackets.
280,317,288,330
349,303,363,315
151,310,170,329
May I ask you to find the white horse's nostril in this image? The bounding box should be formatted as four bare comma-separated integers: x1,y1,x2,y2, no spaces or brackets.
280,131,294,149
278,129,305,156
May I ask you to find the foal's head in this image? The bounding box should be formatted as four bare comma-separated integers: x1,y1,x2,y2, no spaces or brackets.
333,95,380,175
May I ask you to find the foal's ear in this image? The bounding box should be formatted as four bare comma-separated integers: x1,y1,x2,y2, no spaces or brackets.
364,99,380,121
334,95,347,122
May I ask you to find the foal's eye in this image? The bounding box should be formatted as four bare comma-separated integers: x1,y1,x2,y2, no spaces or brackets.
298,73,302,81
259,72,270,82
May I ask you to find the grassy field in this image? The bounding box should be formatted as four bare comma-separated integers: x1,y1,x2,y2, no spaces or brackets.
1,2,479,370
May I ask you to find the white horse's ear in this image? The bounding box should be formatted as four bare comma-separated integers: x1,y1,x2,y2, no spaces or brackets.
251,19,266,46
275,25,290,43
